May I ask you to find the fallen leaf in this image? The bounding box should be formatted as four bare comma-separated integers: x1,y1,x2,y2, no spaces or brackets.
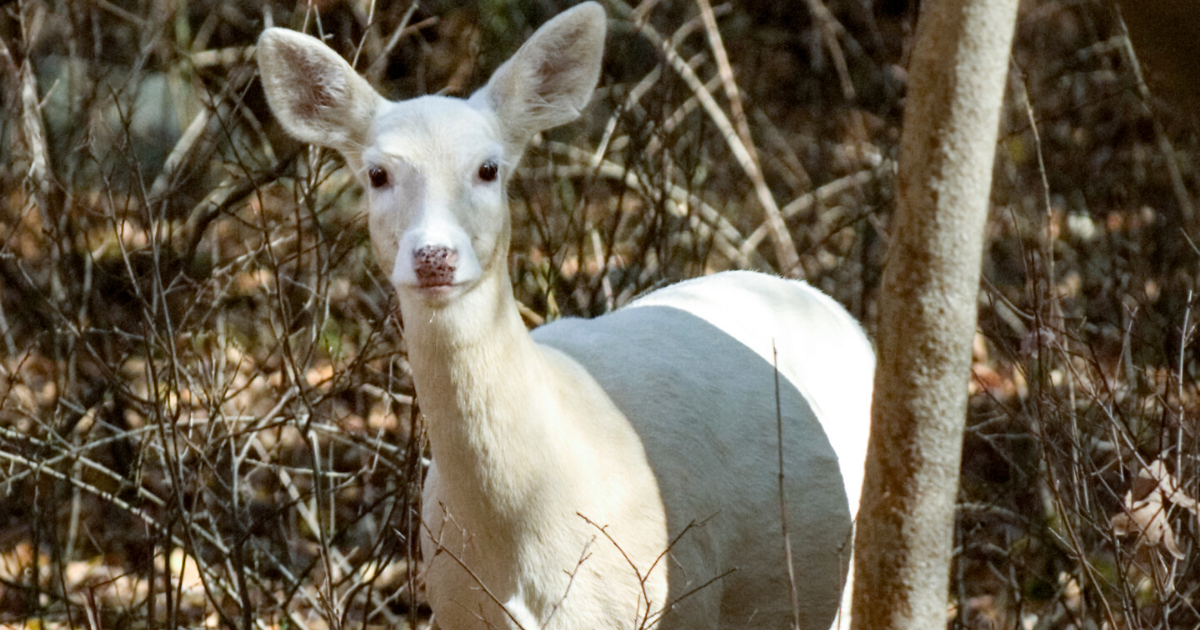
1110,459,1197,560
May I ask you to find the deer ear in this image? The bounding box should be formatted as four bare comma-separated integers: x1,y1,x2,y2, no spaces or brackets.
257,28,382,155
469,2,606,154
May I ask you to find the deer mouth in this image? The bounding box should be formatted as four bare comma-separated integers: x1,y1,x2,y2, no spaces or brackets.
417,276,454,289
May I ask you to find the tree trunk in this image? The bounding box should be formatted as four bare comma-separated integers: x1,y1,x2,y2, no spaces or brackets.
849,0,1019,628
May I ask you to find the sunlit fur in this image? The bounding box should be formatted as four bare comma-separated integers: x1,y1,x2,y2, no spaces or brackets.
258,4,874,629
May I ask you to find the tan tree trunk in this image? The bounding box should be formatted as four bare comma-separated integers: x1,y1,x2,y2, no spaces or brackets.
849,0,1019,628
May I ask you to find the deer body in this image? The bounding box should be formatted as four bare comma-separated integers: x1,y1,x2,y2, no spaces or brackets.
257,5,874,629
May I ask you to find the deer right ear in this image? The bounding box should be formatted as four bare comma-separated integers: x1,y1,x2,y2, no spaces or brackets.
257,28,382,155
469,2,607,156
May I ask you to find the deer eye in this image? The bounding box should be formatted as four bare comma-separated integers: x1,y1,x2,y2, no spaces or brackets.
367,166,389,188
478,160,499,183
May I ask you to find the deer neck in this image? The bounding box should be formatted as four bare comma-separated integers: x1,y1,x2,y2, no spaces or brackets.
400,266,566,516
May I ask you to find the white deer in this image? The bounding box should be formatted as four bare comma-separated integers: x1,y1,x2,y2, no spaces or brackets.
257,4,874,629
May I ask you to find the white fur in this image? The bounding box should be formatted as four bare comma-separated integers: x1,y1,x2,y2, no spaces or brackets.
257,4,874,629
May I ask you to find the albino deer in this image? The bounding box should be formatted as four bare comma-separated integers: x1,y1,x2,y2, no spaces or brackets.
257,4,874,629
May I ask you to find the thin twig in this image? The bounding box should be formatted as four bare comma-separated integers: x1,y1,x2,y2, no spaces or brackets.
774,343,802,630
1113,6,1195,226
616,1,800,273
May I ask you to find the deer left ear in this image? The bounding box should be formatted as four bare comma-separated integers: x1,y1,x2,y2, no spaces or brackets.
257,28,383,156
469,2,607,155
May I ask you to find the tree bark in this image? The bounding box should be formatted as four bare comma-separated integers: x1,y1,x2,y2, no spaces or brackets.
849,0,1019,628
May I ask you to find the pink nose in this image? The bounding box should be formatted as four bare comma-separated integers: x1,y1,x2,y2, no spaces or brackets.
413,245,458,287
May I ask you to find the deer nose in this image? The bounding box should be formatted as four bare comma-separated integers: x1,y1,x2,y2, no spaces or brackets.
413,245,458,287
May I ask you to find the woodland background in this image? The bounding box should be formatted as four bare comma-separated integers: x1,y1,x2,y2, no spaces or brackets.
1,0,1198,628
